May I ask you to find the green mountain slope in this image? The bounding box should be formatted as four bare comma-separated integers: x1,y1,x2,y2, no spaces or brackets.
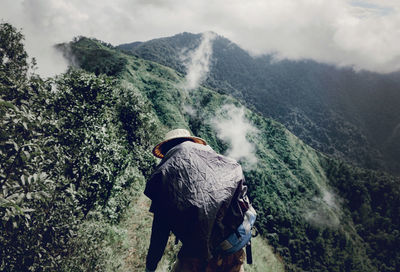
118,32,400,175
57,37,286,271
62,37,400,271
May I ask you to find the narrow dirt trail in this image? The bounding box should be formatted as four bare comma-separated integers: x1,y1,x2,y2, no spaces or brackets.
121,193,284,272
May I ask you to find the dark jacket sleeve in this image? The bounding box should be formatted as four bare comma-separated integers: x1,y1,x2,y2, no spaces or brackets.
145,206,171,271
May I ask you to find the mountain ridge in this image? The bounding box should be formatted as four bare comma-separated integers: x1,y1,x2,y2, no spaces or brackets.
117,32,400,175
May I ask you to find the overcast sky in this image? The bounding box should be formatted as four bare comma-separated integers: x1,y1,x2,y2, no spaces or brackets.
1,0,399,76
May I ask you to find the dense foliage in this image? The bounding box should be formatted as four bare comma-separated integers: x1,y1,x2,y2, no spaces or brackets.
0,23,158,271
57,37,127,77
325,161,400,271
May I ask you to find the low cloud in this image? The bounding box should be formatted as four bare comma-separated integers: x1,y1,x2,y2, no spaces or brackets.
183,104,197,117
304,189,342,228
180,32,215,119
210,104,259,168
389,123,400,139
180,32,216,91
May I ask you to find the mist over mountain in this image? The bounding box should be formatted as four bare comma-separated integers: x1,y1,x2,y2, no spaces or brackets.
118,32,400,175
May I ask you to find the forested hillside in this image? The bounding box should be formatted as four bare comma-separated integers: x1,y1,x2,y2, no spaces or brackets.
118,32,400,175
1,23,399,272
1,23,160,271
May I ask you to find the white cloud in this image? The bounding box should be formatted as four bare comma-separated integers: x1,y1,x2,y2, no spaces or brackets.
304,189,342,228
210,104,259,168
1,0,400,75
180,32,216,91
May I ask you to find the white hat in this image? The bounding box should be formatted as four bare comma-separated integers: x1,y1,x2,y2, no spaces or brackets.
152,128,207,158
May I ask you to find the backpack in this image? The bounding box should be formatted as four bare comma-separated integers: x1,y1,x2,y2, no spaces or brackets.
213,189,257,261
216,203,257,255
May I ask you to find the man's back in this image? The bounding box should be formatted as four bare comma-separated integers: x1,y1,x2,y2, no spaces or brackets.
144,129,249,272
145,141,245,260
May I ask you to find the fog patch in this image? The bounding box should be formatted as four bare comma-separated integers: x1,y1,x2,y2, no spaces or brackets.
183,104,197,117
304,189,342,228
210,104,259,168
180,32,216,91
388,122,400,140
56,42,80,69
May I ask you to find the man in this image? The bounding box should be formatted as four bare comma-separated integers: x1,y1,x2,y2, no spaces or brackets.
144,129,248,272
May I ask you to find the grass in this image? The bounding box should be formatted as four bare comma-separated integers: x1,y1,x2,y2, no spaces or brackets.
120,193,154,271
97,189,285,272
244,236,285,272
101,191,180,272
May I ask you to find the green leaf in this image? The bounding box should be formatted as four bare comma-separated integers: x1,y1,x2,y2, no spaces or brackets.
20,175,26,186
23,150,30,159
